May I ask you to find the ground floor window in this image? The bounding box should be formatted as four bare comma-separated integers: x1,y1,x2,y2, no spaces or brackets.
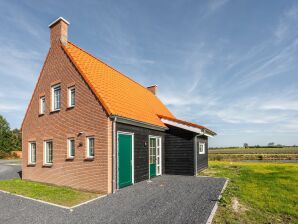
28,142,36,164
67,138,75,158
44,140,53,165
86,137,94,158
199,142,205,154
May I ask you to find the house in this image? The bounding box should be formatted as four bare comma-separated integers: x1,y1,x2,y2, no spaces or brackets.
21,17,216,194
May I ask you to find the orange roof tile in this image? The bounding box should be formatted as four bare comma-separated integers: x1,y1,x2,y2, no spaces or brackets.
63,42,175,127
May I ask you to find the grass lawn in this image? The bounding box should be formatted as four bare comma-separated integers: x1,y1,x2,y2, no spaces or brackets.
0,179,100,207
200,161,298,224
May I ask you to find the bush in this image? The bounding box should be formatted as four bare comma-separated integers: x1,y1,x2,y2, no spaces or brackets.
0,151,9,159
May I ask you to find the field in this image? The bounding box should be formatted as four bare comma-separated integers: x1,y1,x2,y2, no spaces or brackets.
200,161,298,224
209,147,298,161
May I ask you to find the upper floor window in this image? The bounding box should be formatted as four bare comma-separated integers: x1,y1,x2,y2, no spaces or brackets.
51,84,61,111
86,137,95,158
67,138,75,158
199,142,205,154
68,86,75,107
28,142,36,164
44,140,53,165
39,96,46,114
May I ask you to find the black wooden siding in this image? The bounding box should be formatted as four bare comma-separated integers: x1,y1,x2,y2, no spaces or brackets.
164,126,195,175
116,123,165,183
196,135,208,173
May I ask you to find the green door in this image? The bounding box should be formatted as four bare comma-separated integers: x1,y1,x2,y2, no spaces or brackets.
118,133,133,188
149,137,156,177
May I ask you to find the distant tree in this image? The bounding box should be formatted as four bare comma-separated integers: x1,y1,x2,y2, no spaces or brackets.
243,143,249,148
10,128,22,150
0,115,13,152
0,115,22,153
268,142,275,147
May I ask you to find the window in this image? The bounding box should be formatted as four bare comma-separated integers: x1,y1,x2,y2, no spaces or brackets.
86,137,94,158
67,138,75,158
68,86,75,107
51,84,61,111
28,142,36,164
44,140,53,165
199,142,205,154
40,96,45,114
149,138,156,164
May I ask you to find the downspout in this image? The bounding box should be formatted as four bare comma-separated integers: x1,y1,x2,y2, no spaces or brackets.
193,134,198,176
112,116,117,193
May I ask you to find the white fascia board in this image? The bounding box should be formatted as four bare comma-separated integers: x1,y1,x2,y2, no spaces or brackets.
49,17,70,27
161,118,214,138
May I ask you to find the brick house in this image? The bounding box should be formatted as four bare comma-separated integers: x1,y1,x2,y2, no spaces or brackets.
21,17,216,194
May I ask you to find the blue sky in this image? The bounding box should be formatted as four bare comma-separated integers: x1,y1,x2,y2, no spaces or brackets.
0,0,298,147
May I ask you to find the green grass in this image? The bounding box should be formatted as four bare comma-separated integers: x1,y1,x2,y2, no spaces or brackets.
209,147,298,154
200,161,298,224
0,179,100,207
209,147,298,151
209,153,298,161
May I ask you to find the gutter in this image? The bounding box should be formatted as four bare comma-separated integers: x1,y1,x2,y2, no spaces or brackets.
112,116,117,193
110,115,168,132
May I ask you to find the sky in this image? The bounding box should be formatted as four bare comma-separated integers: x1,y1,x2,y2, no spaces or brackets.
0,0,298,147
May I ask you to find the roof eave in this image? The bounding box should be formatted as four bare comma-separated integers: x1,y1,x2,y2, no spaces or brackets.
160,118,216,137
110,115,168,132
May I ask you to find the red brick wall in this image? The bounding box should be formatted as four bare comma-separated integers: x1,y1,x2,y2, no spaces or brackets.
22,42,112,193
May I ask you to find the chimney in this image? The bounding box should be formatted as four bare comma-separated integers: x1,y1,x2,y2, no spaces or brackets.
49,17,70,46
147,85,157,95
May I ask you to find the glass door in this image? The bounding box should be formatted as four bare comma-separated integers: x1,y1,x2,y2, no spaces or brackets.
149,137,156,177
149,136,162,177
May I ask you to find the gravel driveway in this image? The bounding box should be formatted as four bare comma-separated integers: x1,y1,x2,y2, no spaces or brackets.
0,174,226,224
0,160,21,180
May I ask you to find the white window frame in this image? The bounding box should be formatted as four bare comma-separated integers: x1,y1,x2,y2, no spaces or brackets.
86,136,95,158
199,142,205,154
68,86,75,107
67,138,75,158
51,84,61,111
39,96,45,114
44,140,53,165
28,142,36,165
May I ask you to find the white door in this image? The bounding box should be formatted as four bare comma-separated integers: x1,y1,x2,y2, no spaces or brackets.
156,137,162,176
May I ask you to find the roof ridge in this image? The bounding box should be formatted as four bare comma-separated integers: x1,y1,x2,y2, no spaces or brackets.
67,41,155,94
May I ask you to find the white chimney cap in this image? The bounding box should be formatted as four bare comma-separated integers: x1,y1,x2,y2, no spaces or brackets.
49,17,70,28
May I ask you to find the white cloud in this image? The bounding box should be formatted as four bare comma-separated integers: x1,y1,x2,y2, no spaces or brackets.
274,5,298,42
0,103,23,112
207,0,230,13
0,43,42,82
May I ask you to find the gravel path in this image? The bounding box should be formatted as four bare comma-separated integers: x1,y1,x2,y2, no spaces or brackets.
0,174,226,224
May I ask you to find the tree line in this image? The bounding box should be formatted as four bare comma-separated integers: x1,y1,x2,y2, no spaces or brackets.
0,115,21,157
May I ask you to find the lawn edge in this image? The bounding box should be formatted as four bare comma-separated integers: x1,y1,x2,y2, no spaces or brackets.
206,178,229,224
0,189,107,210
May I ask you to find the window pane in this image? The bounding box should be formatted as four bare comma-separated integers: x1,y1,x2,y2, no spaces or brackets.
30,143,36,163
54,86,61,110
70,88,75,106
32,143,36,163
69,139,75,157
40,97,45,114
88,138,94,157
46,141,53,163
